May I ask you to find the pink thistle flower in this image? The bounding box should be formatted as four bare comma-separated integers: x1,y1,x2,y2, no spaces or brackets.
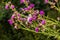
5,5,9,10
27,17,33,23
20,0,25,4
24,8,30,11
32,15,37,20
27,14,33,24
18,13,20,17
8,19,14,25
11,15,15,19
41,20,46,25
27,6,32,10
39,10,45,16
27,3,35,10
35,27,39,32
11,5,15,9
44,0,49,4
29,3,35,8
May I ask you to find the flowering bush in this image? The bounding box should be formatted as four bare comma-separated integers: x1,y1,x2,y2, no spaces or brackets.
0,0,60,40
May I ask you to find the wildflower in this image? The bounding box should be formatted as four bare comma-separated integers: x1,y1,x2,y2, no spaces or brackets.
11,15,15,19
19,18,26,21
29,17,33,21
27,3,35,10
5,4,9,10
33,10,39,16
19,18,23,21
8,19,14,25
32,15,37,20
18,13,20,17
29,3,35,8
27,17,33,24
23,18,27,21
27,6,32,10
35,27,39,32
44,0,49,4
21,18,27,21
27,14,33,24
41,20,46,25
39,10,45,16
11,5,15,9
20,0,25,4
34,10,39,14
24,8,30,11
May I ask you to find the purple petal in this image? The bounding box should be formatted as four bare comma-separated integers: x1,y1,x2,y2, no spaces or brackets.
32,15,37,20
39,10,45,16
20,0,25,4
35,27,39,32
29,3,35,8
11,15,15,19
11,5,15,9
8,19,13,25
44,0,49,4
18,13,20,17
41,20,46,25
24,8,30,11
5,5,9,10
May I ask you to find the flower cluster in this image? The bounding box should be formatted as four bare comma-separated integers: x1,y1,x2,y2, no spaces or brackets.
5,1,46,32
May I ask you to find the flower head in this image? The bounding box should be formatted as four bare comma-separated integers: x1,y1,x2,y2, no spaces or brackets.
8,19,14,25
32,15,37,20
27,17,33,24
18,13,20,17
20,0,25,4
24,8,30,11
34,10,39,14
29,3,35,8
11,5,15,9
44,0,49,4
39,10,45,16
5,5,9,10
11,15,15,19
41,20,46,25
35,27,39,32
27,14,33,24
27,6,32,10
